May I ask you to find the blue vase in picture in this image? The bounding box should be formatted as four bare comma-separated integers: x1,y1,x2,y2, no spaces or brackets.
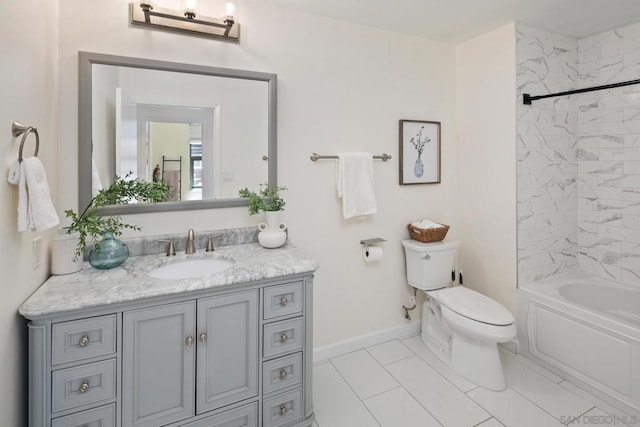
414,157,424,178
89,231,129,269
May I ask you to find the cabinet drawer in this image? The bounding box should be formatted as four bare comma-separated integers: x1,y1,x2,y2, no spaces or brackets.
263,318,304,359
52,315,116,365
180,401,258,427
52,403,116,427
52,359,116,413
262,388,303,427
263,352,303,395
263,282,303,320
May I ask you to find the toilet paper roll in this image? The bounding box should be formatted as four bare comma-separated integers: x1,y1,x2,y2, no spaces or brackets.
363,246,383,262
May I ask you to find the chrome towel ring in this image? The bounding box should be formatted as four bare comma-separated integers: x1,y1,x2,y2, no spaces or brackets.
12,121,40,163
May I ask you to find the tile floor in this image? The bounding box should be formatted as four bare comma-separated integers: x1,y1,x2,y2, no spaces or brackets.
312,336,638,427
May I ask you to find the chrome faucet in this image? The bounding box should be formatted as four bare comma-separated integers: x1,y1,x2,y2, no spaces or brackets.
205,233,222,252
185,228,196,254
158,239,176,256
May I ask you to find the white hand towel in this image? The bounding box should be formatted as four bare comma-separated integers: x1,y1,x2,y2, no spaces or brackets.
7,159,29,231
336,152,377,219
22,157,60,232
20,162,30,231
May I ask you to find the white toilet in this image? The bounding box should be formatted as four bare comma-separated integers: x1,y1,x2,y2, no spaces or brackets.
402,239,515,391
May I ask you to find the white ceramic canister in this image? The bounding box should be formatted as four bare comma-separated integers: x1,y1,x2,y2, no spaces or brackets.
51,229,83,275
258,211,287,249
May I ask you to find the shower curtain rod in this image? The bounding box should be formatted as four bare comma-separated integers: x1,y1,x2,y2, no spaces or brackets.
523,78,640,105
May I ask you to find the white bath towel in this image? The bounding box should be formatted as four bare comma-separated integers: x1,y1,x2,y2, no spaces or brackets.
336,152,377,219
7,157,59,232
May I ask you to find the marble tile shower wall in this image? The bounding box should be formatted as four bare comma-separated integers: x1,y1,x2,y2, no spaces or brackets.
516,24,580,284
577,22,640,285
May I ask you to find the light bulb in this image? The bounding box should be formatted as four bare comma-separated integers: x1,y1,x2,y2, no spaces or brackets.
182,0,199,11
225,1,236,17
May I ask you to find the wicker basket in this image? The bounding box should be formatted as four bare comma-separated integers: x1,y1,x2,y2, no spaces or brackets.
407,223,449,243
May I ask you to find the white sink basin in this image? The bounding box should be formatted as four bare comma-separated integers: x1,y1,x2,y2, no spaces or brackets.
149,258,235,280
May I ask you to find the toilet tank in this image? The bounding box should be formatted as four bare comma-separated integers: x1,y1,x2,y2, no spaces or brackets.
402,239,460,290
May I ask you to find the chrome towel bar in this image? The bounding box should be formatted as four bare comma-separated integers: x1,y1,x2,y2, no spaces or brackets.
310,153,392,162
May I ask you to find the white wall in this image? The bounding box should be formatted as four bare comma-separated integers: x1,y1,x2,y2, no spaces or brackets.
0,0,59,425
456,23,518,312
57,0,458,347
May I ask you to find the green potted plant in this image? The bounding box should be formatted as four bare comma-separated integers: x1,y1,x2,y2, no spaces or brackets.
238,184,288,248
238,184,287,214
64,174,169,269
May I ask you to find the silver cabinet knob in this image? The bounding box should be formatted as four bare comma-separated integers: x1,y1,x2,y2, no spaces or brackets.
279,404,288,416
78,335,90,347
279,368,288,380
185,336,194,346
280,296,288,306
280,332,289,344
199,333,207,343
79,380,89,393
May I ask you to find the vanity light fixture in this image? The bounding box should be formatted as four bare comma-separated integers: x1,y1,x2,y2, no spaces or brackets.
130,0,239,41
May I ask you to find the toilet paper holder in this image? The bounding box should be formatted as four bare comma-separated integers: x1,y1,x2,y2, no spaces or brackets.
361,238,386,263
360,238,386,245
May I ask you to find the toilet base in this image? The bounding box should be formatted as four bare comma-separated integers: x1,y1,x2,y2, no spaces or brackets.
420,299,509,391
420,330,507,391
450,331,506,391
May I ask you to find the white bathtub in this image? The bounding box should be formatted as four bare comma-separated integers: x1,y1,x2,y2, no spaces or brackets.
517,272,640,415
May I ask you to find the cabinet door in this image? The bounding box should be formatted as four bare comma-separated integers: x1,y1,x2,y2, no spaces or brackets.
123,301,196,427
197,290,258,413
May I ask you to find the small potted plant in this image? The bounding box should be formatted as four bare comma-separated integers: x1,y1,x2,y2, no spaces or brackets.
238,184,288,248
64,174,169,269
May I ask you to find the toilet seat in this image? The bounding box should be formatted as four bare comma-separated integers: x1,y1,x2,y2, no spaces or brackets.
434,286,514,326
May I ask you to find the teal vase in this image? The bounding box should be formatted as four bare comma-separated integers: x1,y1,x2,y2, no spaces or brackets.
89,231,129,269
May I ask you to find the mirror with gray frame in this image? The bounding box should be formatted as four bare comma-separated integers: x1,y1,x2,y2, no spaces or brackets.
79,51,277,214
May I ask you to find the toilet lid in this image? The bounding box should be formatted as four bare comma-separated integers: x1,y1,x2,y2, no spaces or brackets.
436,286,514,326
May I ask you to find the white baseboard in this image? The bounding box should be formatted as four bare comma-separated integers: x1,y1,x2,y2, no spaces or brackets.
313,322,421,364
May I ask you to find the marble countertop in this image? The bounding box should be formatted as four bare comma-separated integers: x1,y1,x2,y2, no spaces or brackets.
19,242,319,319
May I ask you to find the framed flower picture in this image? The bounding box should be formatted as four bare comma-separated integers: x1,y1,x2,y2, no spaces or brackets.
399,119,441,185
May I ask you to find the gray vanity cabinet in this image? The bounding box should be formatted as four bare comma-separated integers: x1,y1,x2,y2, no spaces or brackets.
23,269,315,427
122,301,197,427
